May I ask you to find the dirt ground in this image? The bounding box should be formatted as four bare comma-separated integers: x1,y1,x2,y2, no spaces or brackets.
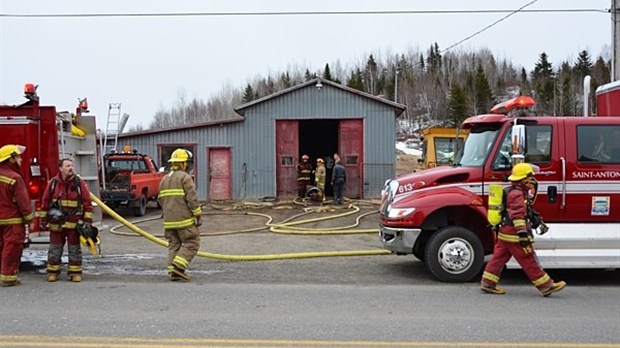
395,151,421,176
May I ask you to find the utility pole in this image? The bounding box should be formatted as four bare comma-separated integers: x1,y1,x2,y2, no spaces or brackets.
394,68,400,102
614,0,620,80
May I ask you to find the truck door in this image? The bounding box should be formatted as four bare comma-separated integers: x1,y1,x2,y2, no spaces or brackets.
485,120,562,221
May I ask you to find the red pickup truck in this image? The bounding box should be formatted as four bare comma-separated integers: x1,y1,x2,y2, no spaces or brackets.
100,151,165,216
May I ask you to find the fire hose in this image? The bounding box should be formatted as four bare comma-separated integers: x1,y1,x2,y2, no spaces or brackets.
91,193,391,261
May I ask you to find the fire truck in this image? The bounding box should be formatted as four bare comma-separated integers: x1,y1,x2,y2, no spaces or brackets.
379,94,620,282
0,84,101,244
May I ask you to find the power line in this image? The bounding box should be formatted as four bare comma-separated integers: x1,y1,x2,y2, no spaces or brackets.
0,8,608,19
441,0,539,54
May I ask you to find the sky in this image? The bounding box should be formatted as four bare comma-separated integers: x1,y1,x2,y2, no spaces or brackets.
0,0,613,131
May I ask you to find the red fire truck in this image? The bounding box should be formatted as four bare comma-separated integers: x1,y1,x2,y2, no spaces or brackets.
0,84,101,244
379,95,620,282
596,80,620,116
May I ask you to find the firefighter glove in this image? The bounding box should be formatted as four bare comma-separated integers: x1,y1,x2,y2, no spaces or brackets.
195,216,203,227
530,211,542,229
518,232,530,247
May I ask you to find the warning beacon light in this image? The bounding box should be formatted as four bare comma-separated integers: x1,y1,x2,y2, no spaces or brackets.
23,83,39,101
490,96,536,115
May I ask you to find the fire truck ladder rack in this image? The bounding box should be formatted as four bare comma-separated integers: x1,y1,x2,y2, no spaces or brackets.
103,103,129,155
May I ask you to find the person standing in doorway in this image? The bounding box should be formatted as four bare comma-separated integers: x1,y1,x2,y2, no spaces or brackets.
40,158,94,283
159,148,202,281
296,154,313,198
314,158,326,201
331,158,346,205
0,145,33,287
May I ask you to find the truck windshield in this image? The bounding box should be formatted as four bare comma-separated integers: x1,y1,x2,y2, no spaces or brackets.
455,126,500,167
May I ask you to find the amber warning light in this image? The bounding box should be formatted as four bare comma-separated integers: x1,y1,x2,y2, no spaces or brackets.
490,96,536,114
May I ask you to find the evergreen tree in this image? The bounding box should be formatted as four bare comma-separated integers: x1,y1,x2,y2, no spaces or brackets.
573,50,593,80
448,82,469,126
419,53,425,70
346,68,365,91
426,43,442,75
304,69,317,81
364,54,379,94
280,71,292,89
322,63,333,81
531,52,555,114
474,62,494,114
242,84,255,103
519,67,530,95
556,61,575,115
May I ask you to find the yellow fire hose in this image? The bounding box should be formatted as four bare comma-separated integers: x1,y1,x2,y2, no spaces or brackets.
91,193,391,261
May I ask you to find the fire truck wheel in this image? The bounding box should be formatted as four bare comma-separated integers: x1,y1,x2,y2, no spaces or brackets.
133,194,147,217
424,226,484,283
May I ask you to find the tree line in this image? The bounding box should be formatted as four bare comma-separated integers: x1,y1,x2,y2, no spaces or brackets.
136,44,611,133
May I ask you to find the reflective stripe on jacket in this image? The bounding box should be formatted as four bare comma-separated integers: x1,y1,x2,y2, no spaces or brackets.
38,174,94,225
0,162,34,226
159,169,201,230
498,184,533,242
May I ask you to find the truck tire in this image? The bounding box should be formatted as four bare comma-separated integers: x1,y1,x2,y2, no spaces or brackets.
133,194,147,217
424,226,484,283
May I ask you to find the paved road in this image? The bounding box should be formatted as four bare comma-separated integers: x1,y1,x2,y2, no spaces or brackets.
2,206,619,347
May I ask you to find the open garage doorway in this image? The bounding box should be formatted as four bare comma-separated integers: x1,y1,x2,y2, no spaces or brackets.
299,119,339,197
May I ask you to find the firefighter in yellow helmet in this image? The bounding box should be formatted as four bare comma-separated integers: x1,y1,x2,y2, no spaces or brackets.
0,145,33,287
314,158,326,201
158,148,202,281
481,163,566,296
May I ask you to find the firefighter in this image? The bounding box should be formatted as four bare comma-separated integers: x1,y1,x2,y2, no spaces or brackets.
296,154,312,198
158,149,202,281
314,158,326,201
0,145,34,287
481,163,566,296
40,158,94,283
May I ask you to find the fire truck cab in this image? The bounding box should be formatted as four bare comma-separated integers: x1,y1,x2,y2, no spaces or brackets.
379,96,620,282
0,84,101,244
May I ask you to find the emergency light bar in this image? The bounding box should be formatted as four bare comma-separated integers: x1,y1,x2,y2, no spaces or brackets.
490,96,536,114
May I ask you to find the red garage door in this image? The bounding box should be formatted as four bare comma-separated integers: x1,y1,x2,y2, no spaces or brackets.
339,119,363,198
208,148,231,200
276,120,299,197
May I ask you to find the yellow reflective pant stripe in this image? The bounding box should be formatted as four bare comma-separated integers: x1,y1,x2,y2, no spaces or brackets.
498,233,520,243
173,255,189,269
60,200,79,208
84,211,93,219
482,271,500,283
513,219,526,228
0,175,16,185
23,212,34,221
0,217,25,225
47,264,62,272
192,206,202,216
163,218,195,229
49,221,78,230
68,265,82,272
38,211,48,218
532,273,551,286
159,189,185,198
0,274,18,282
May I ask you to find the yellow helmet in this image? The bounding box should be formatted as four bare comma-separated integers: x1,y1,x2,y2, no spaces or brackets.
508,163,535,181
0,144,26,163
168,148,193,163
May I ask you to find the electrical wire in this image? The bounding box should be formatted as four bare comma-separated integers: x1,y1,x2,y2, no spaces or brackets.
0,8,607,19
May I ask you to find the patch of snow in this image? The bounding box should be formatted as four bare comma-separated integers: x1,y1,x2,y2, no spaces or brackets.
396,142,422,156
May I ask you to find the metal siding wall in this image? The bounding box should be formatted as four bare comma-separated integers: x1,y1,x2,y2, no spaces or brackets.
117,84,398,200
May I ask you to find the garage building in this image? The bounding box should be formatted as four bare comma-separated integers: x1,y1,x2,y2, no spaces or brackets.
115,78,405,201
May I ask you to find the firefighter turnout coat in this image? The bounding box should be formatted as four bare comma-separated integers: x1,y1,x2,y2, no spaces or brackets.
158,168,202,274
0,162,34,285
481,184,555,293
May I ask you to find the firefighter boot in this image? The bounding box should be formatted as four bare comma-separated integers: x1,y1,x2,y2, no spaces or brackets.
47,274,58,282
542,281,566,297
71,275,82,283
480,285,506,295
170,265,191,281
1,280,21,287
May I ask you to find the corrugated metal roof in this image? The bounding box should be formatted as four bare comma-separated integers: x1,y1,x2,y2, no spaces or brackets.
116,117,244,138
234,78,406,117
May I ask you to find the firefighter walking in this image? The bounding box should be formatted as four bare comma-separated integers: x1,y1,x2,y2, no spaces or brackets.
481,163,566,296
296,154,313,198
314,158,326,201
0,145,34,287
158,149,202,281
40,158,94,283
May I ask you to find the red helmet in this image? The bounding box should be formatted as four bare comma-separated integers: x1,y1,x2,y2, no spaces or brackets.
302,154,309,160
